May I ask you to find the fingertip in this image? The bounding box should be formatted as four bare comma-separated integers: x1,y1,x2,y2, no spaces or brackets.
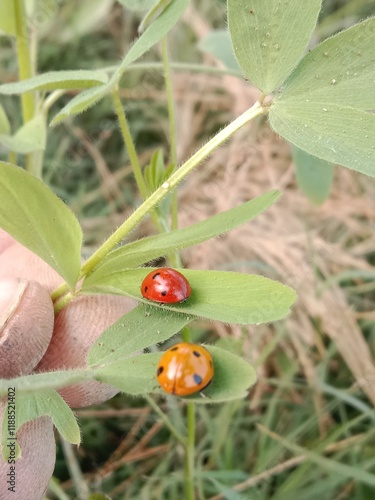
0,279,54,378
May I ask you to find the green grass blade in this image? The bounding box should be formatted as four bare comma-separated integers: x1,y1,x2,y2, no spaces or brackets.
115,0,189,78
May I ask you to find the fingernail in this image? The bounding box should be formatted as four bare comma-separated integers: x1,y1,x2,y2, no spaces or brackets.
0,279,28,331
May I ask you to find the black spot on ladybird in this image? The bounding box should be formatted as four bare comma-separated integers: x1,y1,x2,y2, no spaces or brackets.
144,286,148,292
157,366,164,376
161,290,167,296
152,272,160,279
193,374,203,385
170,346,178,351
193,351,201,357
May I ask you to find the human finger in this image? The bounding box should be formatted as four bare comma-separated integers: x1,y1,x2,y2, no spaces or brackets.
0,279,54,378
36,294,136,408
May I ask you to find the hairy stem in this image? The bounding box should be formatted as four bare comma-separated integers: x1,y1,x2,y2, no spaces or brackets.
14,0,34,123
111,89,148,198
51,101,265,303
80,102,264,275
185,401,196,500
145,395,186,446
14,0,36,174
161,36,180,268
111,88,164,233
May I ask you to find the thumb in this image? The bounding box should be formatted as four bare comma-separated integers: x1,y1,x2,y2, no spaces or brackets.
0,279,54,378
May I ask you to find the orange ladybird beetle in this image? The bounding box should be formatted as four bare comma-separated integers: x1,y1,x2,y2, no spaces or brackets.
156,342,214,396
141,268,192,304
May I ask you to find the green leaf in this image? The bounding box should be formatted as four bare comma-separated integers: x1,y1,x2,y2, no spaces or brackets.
183,346,257,403
15,391,80,445
88,304,192,366
144,149,170,194
82,268,296,325
0,104,11,135
94,346,257,403
0,70,109,95
0,0,16,36
0,114,46,154
118,0,157,11
144,150,173,218
198,30,241,72
0,369,94,397
0,162,83,288
269,102,375,177
50,0,188,124
115,0,189,77
227,0,322,93
276,17,375,110
94,353,159,395
1,390,80,460
50,81,114,126
84,190,281,283
293,146,334,205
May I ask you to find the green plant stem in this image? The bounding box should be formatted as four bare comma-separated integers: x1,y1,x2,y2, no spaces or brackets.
54,292,75,314
105,61,243,79
14,0,34,123
185,401,196,500
161,35,180,268
43,89,66,113
111,88,164,233
139,0,171,33
111,89,148,198
14,0,35,174
162,38,177,168
8,151,17,165
60,439,89,500
47,478,71,500
80,102,264,274
145,395,186,446
51,101,265,304
181,324,196,499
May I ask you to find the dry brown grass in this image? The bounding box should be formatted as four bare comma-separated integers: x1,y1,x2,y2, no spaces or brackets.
173,63,375,407
143,2,375,412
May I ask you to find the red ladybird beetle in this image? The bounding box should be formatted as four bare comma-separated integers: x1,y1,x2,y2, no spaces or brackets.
156,342,214,396
141,268,191,304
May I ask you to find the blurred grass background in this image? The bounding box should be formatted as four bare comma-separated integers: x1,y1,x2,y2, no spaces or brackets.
1,0,375,498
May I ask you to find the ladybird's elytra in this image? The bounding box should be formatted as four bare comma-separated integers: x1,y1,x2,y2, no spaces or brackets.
141,268,192,304
156,342,214,397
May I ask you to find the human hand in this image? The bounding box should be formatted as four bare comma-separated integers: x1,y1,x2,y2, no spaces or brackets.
0,229,135,499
